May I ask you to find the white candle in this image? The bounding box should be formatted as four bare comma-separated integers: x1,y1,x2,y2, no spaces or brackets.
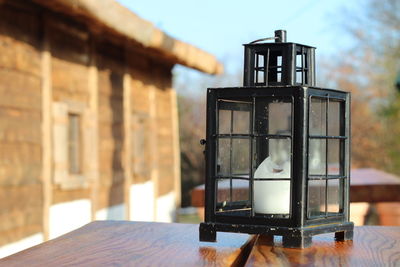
253,156,291,214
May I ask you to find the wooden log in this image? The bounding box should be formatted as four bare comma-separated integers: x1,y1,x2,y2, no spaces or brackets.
87,35,99,221
170,88,181,209
149,84,159,218
123,52,132,220
41,21,52,241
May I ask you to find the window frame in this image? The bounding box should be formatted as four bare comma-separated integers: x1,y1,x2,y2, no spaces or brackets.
53,100,89,190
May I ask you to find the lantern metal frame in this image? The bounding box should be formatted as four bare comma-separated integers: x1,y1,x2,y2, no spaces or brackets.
199,30,354,248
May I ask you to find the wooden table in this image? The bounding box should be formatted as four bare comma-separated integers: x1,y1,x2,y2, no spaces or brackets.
1,222,399,267
244,226,400,266
0,221,253,267
191,168,400,207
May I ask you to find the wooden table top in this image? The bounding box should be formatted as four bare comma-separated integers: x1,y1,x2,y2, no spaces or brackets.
191,168,400,207
244,226,400,267
1,222,399,266
0,221,253,267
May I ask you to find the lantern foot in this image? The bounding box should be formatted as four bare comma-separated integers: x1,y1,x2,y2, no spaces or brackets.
282,234,312,248
335,229,353,241
199,223,216,242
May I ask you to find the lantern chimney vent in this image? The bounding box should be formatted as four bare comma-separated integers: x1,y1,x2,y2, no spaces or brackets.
243,30,315,87
275,30,286,43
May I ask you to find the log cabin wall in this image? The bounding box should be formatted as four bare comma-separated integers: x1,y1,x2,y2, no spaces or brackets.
96,40,125,221
0,0,192,256
48,13,93,239
128,51,177,222
0,1,43,252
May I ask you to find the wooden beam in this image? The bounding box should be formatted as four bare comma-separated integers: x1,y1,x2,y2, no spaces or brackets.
149,86,159,220
169,89,181,211
88,35,99,221
41,18,52,241
123,50,132,220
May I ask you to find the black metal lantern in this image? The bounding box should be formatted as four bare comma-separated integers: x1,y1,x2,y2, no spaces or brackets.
199,30,354,248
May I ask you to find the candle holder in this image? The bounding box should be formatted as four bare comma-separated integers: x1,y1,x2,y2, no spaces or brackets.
199,30,354,248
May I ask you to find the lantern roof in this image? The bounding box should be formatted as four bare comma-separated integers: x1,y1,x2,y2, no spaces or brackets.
243,30,316,48
244,42,316,49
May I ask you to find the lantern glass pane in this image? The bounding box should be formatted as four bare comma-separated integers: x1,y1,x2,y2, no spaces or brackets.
217,138,230,176
266,50,283,84
328,139,341,176
232,180,249,202
277,55,282,66
257,71,264,83
296,53,302,68
253,137,291,215
310,98,327,135
231,138,250,176
216,179,229,204
268,101,292,135
253,180,290,215
328,100,342,136
309,139,326,176
308,179,326,217
255,98,292,134
327,179,341,213
218,109,231,134
216,179,249,205
296,53,303,84
296,71,302,84
232,110,250,134
255,53,265,84
254,138,291,178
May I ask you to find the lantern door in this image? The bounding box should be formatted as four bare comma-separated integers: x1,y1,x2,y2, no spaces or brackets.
215,99,252,215
305,89,350,225
209,88,297,226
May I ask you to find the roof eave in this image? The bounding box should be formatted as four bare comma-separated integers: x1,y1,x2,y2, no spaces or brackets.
31,0,223,75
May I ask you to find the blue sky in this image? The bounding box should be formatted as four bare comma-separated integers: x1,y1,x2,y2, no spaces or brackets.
117,0,360,90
